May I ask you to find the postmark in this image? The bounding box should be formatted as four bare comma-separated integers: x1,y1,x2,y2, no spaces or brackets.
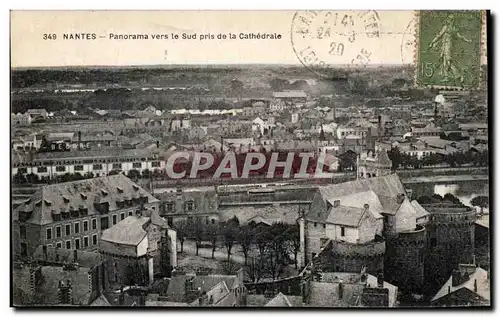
291,10,383,78
416,10,483,89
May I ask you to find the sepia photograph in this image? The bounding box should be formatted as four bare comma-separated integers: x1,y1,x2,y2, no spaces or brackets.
9,10,491,308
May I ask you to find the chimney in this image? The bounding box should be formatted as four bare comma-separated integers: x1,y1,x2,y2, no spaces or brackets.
156,141,160,148
43,245,47,261
448,286,451,294
73,249,78,263
396,193,405,204
377,273,384,288
333,200,340,208
338,282,344,300
451,269,462,286
118,286,125,306
474,279,478,293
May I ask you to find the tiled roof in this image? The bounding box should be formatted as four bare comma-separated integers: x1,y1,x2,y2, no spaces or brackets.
165,274,240,303
318,174,405,205
14,174,157,226
432,267,490,302
157,189,217,215
308,281,364,307
100,216,150,246
33,147,162,161
265,292,303,307
218,204,301,225
326,205,368,227
411,200,430,219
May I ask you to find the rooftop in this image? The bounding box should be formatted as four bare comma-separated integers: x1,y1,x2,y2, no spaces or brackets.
100,216,151,246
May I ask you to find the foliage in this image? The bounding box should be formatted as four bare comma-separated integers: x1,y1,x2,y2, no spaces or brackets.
221,219,239,262
238,225,255,265
173,220,189,253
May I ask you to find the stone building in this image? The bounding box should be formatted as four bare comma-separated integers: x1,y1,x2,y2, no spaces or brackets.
12,174,159,259
422,203,477,292
99,211,177,289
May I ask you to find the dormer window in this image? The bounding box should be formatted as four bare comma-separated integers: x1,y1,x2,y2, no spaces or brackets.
44,199,52,206
132,184,140,191
24,198,31,205
80,193,87,200
101,189,108,197
63,196,70,204
117,187,124,194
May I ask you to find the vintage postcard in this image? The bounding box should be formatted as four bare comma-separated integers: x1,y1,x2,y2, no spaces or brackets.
10,10,490,308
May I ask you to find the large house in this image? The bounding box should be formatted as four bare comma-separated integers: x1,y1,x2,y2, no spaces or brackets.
12,174,159,259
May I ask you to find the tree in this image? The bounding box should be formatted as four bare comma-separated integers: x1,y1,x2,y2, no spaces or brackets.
387,147,402,170
174,220,189,253
142,169,151,179
191,219,204,256
207,222,219,259
265,222,291,280
238,225,254,265
127,169,141,179
247,256,265,283
443,193,462,205
471,196,489,215
221,219,239,263
13,172,27,185
25,173,39,184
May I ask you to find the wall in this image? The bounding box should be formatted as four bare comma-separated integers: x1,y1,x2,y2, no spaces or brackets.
358,211,383,244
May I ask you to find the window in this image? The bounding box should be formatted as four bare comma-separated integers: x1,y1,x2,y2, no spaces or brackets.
112,214,117,225
167,217,173,226
75,238,80,250
112,163,122,170
120,212,125,220
56,226,61,238
128,211,133,217
340,227,345,237
19,225,26,239
133,162,142,168
211,219,215,225
101,216,109,230
314,222,317,228
93,164,103,170
74,165,84,171
55,242,62,248
185,201,194,211
83,236,89,248
151,161,161,168
323,224,326,229
18,167,27,174
74,222,80,234
46,228,52,240
83,221,88,232
92,234,98,245
56,166,66,172
166,202,174,212
66,240,71,249
21,243,27,257
37,166,48,173
91,218,97,230
65,224,71,236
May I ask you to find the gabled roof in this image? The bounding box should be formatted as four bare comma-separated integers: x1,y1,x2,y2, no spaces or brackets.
165,274,241,303
33,246,103,268
265,292,303,307
432,267,490,302
100,216,151,246
411,200,430,219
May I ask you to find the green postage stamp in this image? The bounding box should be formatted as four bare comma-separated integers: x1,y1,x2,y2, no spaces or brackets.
417,10,484,89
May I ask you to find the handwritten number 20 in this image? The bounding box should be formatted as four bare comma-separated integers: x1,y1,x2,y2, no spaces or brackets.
329,42,344,56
